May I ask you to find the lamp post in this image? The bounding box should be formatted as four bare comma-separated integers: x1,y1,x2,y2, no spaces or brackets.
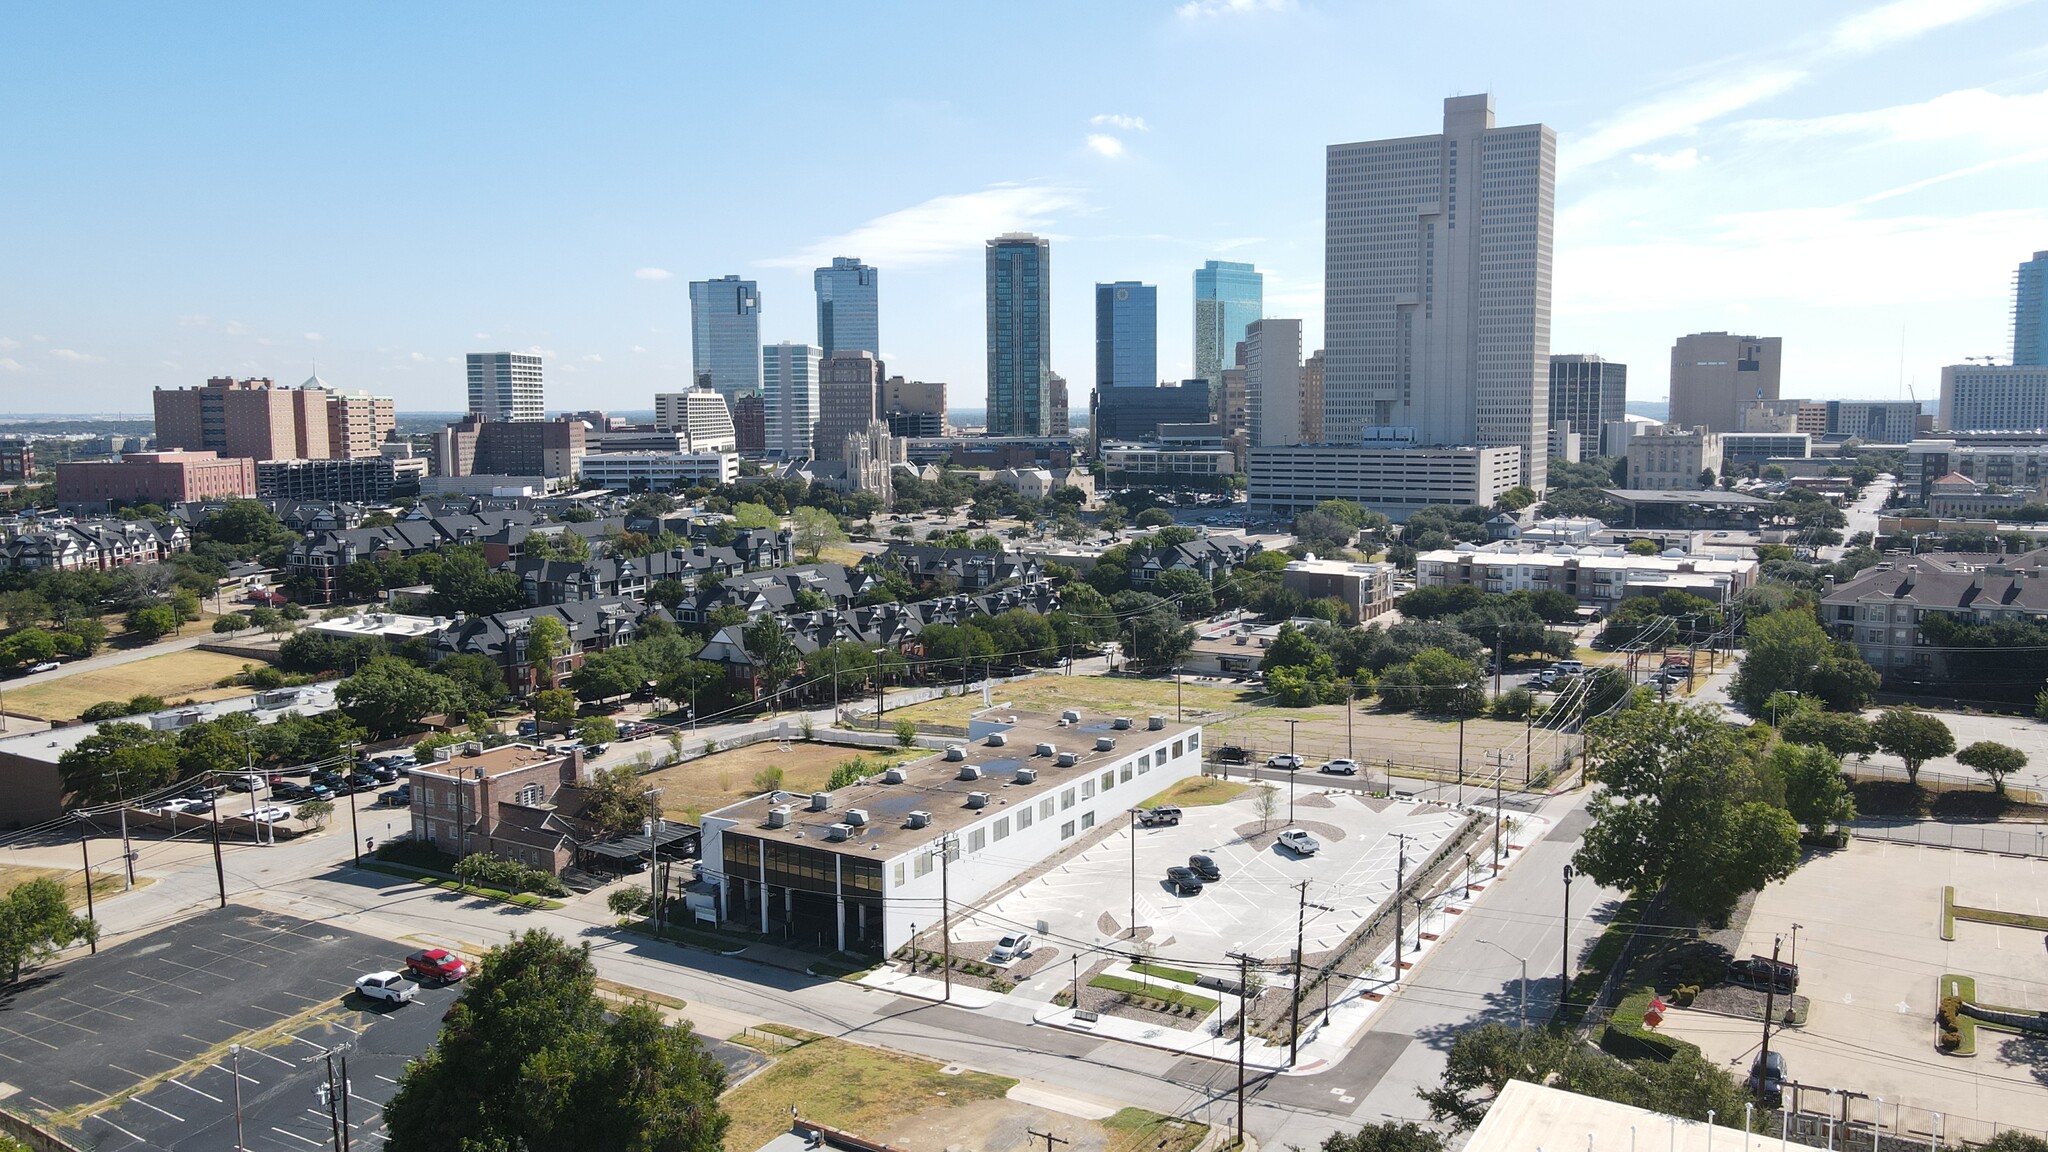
1561,864,1577,991
230,1043,246,1150
1479,939,1530,1032
1284,718,1300,823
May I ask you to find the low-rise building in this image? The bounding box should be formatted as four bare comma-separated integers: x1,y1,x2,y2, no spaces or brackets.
1099,441,1237,482
1822,555,2048,682
307,611,442,642
1247,444,1522,521
1415,542,1757,613
1720,432,1810,468
426,596,654,693
256,456,413,502
1281,557,1396,622
55,450,256,510
698,708,1205,954
578,450,738,491
407,741,592,874
1626,424,1724,490
0,517,188,572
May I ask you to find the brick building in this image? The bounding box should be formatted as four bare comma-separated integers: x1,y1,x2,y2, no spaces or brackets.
55,450,256,510
732,395,766,454
0,436,34,482
153,376,334,461
407,742,592,874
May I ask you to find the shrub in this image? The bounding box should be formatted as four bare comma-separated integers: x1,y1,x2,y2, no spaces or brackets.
1939,1028,1961,1049
894,719,918,749
607,888,651,917
1673,984,1698,1007
1938,995,1962,1029
751,765,785,793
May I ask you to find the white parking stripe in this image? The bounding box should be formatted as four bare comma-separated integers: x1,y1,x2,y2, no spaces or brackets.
166,1079,223,1103
92,1115,146,1144
127,1096,184,1123
271,1126,326,1147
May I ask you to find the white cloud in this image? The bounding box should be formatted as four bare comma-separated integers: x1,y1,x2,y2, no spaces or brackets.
1827,0,2023,55
631,345,648,353
0,337,16,350
409,351,430,362
224,321,248,336
1176,0,1292,19
581,353,603,363
303,332,323,343
1086,134,1126,159
634,267,673,280
0,358,26,373
1853,144,2048,205
1564,69,1805,171
473,332,490,340
48,348,104,363
525,345,556,359
176,315,209,328
1091,114,1148,131
766,184,1083,269
1630,148,1703,171
1739,86,2048,147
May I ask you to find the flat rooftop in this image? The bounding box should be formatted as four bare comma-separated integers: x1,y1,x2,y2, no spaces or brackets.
707,709,1202,858
0,682,340,765
1601,488,1774,506
411,741,568,781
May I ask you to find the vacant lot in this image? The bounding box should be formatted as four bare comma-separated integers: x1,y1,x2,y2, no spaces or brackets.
0,862,123,906
2,649,267,721
643,740,909,821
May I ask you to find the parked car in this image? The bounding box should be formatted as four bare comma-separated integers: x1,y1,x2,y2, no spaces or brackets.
1525,669,1559,689
1749,1051,1786,1097
1188,854,1222,882
367,765,400,783
227,775,262,793
242,806,290,823
380,785,411,807
1137,806,1182,827
271,782,307,802
354,972,418,1005
405,948,469,983
1215,745,1250,765
344,771,377,790
1277,829,1321,855
1551,660,1586,676
29,661,60,674
1318,758,1359,776
1265,754,1304,771
1727,956,1799,993
1165,866,1206,895
989,933,1032,963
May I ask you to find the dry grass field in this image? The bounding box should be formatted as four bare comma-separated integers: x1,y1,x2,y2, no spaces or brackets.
642,741,914,822
3,649,267,721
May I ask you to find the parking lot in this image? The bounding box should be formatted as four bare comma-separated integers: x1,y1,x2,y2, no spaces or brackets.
959,786,1467,965
0,906,454,1151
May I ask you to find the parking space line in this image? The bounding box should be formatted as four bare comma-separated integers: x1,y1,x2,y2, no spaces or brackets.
94,983,172,1009
61,995,134,1022
247,1047,298,1069
166,1079,223,1103
271,1125,326,1147
108,1063,152,1082
373,1073,398,1085
0,1024,55,1052
288,1034,328,1051
127,1095,184,1123
206,1063,262,1086
91,1114,147,1145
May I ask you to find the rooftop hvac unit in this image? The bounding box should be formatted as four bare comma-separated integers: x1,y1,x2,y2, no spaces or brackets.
766,805,793,829
1014,767,1038,784
986,732,1007,747
845,808,869,826
1095,737,1116,752
966,791,990,809
810,791,832,811
906,810,932,829
826,823,852,841
1112,717,1132,730
1055,752,1078,768
882,767,908,784
1147,715,1166,730
1060,709,1082,724
1034,742,1057,757
944,744,966,761
958,764,983,781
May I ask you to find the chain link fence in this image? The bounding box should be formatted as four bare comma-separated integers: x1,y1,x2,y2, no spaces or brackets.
1848,818,2048,857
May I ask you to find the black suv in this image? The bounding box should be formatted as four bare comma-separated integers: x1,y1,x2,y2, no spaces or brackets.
1165,866,1205,895
1188,854,1222,883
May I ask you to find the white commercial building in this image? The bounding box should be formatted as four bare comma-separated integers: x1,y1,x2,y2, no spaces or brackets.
698,710,1205,956
1626,424,1723,490
1247,443,1521,521
1325,94,1555,489
1939,364,2048,432
1244,318,1302,450
1415,541,1757,613
579,450,738,490
1101,442,1237,479
652,386,739,452
762,341,822,460
466,352,544,422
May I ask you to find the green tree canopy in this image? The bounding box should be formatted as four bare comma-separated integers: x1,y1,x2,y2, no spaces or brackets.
1956,740,2028,794
581,763,659,837
532,687,579,730
1317,1121,1447,1152
1871,707,1955,786
58,723,181,804
430,547,524,617
382,930,728,1151
1422,1023,1751,1133
1767,742,1856,837
524,615,570,689
1730,609,1832,716
731,501,779,530
790,506,845,561
1,877,98,984
1778,710,1876,758
337,657,472,739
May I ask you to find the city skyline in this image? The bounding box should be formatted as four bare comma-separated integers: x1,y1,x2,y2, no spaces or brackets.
2,2,2044,415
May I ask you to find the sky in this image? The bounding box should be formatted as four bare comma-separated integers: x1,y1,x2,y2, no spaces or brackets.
2,0,2046,417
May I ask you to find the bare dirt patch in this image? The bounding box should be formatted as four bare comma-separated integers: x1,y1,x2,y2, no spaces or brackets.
643,740,897,820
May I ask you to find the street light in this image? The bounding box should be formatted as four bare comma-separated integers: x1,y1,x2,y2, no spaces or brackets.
1561,864,1577,993
1479,938,1530,1032
1283,718,1301,823
230,1043,246,1150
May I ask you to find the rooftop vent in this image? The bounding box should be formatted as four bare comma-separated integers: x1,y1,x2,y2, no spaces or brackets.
766,805,792,829
966,791,991,809
809,791,832,811
845,808,869,827
958,764,983,781
1147,715,1166,730
986,732,1008,747
944,744,966,761
826,822,852,841
1034,742,1057,757
1060,709,1082,724
906,810,932,829
1055,751,1078,768
882,767,908,784
1112,717,1132,730
1095,736,1116,752
1014,767,1038,784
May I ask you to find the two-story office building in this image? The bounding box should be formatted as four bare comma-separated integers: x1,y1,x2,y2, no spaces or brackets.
1414,542,1757,615
698,709,1204,955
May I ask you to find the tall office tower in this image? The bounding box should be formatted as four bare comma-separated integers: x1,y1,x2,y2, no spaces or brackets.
814,351,885,458
467,352,545,422
880,376,947,437
815,256,880,358
1245,319,1303,450
1300,350,1325,443
732,394,767,454
324,385,397,458
761,342,822,459
1095,281,1158,392
1939,364,2048,431
986,233,1053,436
1194,261,1263,405
653,386,739,453
2016,250,2048,366
690,275,763,400
1668,333,1782,432
1048,373,1069,433
1325,94,1556,489
154,375,334,461
1547,355,1628,445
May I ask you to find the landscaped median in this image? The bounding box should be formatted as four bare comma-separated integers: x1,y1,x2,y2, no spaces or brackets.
356,860,564,910
1089,972,1220,1016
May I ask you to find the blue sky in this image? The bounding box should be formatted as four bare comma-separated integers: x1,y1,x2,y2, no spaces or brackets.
2,0,2045,416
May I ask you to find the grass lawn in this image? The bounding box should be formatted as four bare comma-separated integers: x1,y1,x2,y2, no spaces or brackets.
0,862,124,907
1104,1108,1207,1152
1140,776,1249,808
643,741,910,822
718,1036,1016,1151
1090,973,1219,1013
4,649,271,721
1129,960,1203,985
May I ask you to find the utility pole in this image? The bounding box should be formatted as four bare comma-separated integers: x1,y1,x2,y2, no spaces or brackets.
76,818,97,954
1561,864,1576,993
209,792,227,908
230,1043,245,1151
1129,809,1138,939
1525,713,1533,784
1176,666,1183,722
1285,718,1300,823
1346,684,1355,761
1026,1129,1070,1152
1290,882,1334,1066
346,741,362,864
1489,751,1509,874
1757,935,1782,1101
109,765,135,888
937,835,955,1002
1227,950,1259,1146
1392,833,1411,984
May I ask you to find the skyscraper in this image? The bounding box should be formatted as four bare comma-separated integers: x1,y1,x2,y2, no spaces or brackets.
815,256,880,358
1669,333,1781,433
1548,355,1628,441
653,386,739,453
1324,94,1556,489
761,342,821,459
1194,261,1262,404
1095,281,1158,392
814,351,885,459
1048,373,1069,433
467,353,545,422
1300,350,1325,444
986,233,1052,436
1245,319,1303,450
2016,250,2048,366
689,275,762,399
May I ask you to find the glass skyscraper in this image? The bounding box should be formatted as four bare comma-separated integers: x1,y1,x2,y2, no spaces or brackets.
1095,281,1158,392
1194,260,1263,399
986,233,1052,436
2017,250,2048,366
689,275,762,400
814,256,879,358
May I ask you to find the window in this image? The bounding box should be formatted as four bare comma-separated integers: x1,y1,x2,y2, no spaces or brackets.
994,817,1010,841
1120,765,1133,783
517,783,544,807
1100,771,1114,792
1060,820,1076,840
893,862,905,887
1061,788,1076,811
968,828,986,853
1018,807,1034,830
1081,780,1094,800
1080,811,1095,831
1040,798,1055,819
1189,732,1200,750
1173,739,1185,758
915,853,932,878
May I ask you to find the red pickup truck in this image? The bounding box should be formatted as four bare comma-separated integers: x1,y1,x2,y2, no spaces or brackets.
405,948,470,983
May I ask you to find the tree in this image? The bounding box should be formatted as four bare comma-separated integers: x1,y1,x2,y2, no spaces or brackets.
1730,608,1834,716
1871,707,1955,786
810,640,879,699
581,763,658,837
1956,740,2028,794
731,501,779,529
1134,507,1174,529
1422,1022,1750,1134
58,723,181,804
0,877,97,984
1254,783,1279,829
1778,711,1876,759
212,612,251,634
567,645,651,703
124,603,179,641
434,652,512,706
790,506,845,561
337,657,472,739
1574,701,1801,921
579,715,620,745
533,688,579,730
1807,648,1882,712
199,499,290,550
524,615,570,689
1152,568,1216,619
895,719,918,749
1767,743,1856,837
1317,1121,1447,1152
742,613,800,703
382,930,728,1151
296,798,335,829
431,548,524,616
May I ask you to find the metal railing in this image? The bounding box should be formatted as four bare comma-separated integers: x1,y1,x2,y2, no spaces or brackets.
1848,818,2048,858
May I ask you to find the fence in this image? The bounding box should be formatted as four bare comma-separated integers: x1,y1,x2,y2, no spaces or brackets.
1849,818,2048,857
1780,1088,2046,1151
1843,760,2044,806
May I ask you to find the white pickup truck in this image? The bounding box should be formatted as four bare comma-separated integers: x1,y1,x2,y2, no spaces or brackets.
354,971,418,1005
